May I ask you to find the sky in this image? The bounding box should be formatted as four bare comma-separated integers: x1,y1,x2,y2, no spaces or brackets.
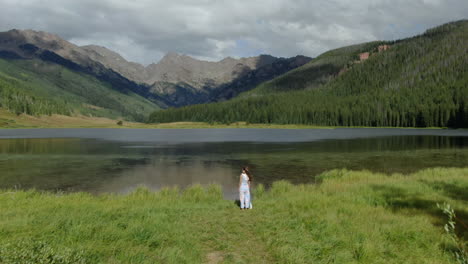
0,0,467,65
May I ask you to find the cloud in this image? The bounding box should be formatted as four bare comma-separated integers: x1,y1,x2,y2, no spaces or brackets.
0,0,466,65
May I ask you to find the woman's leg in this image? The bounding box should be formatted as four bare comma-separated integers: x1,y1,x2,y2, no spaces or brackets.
240,189,246,209
245,190,250,209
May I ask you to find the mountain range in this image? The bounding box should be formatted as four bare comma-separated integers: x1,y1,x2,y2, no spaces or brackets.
0,29,311,114
1,20,466,127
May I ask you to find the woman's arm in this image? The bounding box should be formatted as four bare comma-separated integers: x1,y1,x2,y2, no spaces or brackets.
239,174,242,190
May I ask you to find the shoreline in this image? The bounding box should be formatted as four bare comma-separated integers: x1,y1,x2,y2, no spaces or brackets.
1,108,462,130
2,167,467,197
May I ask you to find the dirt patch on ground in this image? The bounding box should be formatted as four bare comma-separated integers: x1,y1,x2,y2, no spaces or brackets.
205,251,224,264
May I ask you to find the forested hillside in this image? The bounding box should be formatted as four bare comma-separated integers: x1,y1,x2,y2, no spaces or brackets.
0,59,160,121
149,20,468,127
244,41,383,95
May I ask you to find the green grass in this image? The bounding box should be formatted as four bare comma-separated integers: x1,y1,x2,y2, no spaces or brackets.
0,167,467,263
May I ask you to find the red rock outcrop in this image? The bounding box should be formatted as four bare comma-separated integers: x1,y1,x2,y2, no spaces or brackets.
378,45,390,52
359,52,370,61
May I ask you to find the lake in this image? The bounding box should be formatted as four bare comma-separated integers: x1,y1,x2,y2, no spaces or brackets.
0,128,467,199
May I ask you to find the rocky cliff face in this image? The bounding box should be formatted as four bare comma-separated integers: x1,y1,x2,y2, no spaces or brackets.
0,29,311,107
146,53,276,88
143,53,311,106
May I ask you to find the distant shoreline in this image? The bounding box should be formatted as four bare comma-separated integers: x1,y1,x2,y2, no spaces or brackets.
0,110,459,130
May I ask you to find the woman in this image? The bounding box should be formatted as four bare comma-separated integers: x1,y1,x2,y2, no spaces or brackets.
239,167,253,210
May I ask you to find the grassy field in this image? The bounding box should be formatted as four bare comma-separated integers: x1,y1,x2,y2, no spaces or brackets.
0,108,334,129
0,168,467,263
0,108,452,129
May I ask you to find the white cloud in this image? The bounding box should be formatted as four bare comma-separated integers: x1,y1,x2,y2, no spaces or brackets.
0,0,466,65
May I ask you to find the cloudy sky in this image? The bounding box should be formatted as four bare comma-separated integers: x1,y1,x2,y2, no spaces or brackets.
0,0,466,65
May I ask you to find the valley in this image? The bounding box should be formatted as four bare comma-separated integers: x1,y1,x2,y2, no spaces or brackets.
1,20,467,129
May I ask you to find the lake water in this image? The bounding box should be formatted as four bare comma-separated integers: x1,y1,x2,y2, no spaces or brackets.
0,128,467,199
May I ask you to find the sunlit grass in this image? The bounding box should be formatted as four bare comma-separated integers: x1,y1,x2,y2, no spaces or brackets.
0,167,467,263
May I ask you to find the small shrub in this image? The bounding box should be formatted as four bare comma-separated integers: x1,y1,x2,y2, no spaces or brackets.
117,120,123,126
316,169,348,182
181,184,223,202
253,183,265,199
270,180,293,195
158,186,180,199
437,203,468,264
129,186,151,198
183,184,206,202
206,184,223,201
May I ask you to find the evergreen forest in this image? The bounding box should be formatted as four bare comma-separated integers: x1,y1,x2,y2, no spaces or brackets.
149,20,468,127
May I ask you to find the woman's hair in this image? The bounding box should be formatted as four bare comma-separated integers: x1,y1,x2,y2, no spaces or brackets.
243,166,253,182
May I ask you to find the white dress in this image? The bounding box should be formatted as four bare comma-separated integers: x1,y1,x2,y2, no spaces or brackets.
239,173,252,209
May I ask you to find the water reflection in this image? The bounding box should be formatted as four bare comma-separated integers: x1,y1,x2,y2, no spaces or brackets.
97,159,239,198
0,132,467,198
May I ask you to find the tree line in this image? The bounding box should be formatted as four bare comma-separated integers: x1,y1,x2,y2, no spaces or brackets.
0,78,72,116
149,20,468,128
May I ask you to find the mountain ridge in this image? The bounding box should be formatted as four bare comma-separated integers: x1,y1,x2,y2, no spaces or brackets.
0,29,311,107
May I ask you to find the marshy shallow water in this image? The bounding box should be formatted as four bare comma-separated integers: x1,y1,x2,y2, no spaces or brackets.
0,128,467,198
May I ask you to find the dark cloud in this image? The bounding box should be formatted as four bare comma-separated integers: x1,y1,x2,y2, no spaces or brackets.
0,0,466,65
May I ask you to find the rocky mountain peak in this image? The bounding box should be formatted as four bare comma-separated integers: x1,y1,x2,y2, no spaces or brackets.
160,51,180,60
0,29,91,65
82,45,122,59
3,29,73,52
0,28,312,107
157,52,200,66
80,44,148,82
